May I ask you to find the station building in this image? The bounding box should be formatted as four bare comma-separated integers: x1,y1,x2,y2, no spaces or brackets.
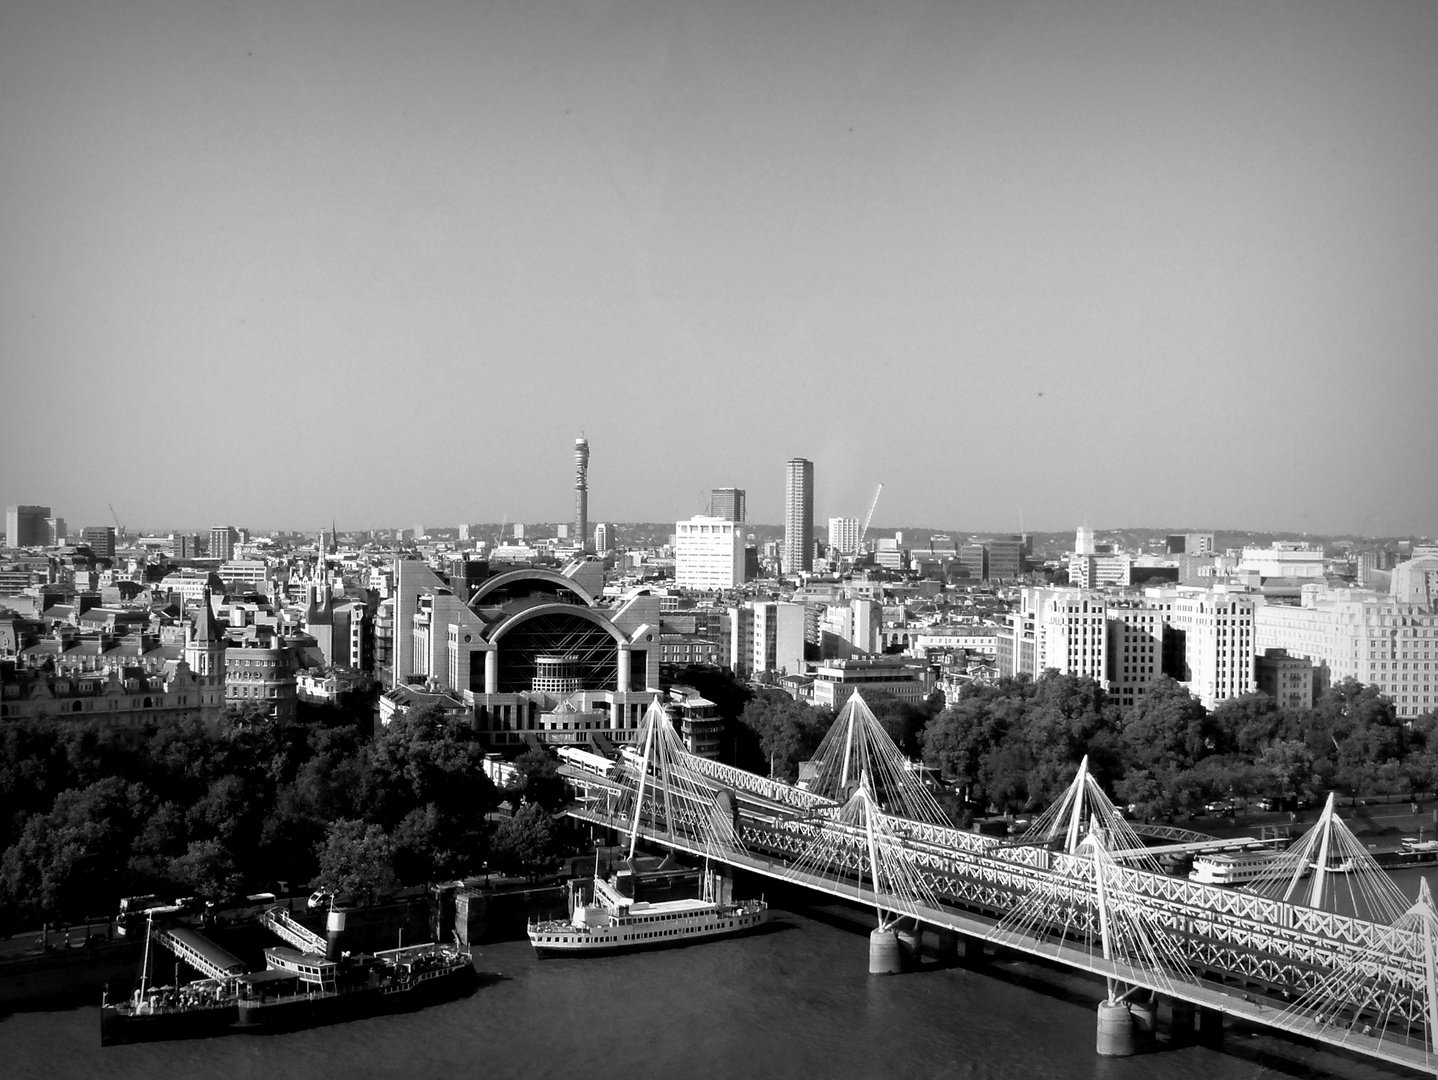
391,560,664,750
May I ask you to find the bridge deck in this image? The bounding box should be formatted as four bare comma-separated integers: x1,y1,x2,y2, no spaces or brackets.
568,802,1438,1078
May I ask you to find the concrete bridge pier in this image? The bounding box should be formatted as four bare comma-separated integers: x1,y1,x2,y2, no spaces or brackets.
1096,1001,1137,1056
869,928,903,974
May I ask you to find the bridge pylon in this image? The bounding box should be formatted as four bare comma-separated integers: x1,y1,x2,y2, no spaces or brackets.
1245,791,1411,925
782,769,941,934
804,690,949,826
612,697,745,863
1270,876,1438,1072
1012,755,1156,870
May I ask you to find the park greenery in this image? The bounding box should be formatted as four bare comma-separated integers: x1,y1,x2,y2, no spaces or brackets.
5,663,1433,927
0,703,566,928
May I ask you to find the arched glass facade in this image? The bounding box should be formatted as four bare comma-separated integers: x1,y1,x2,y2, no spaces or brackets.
495,610,619,694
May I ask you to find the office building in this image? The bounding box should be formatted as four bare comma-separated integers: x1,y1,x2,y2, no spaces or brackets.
675,516,744,591
1106,601,1169,712
593,522,612,553
983,536,1025,581
1238,542,1326,580
711,488,746,523
1255,648,1314,710
810,657,931,709
958,543,987,580
5,505,50,548
44,517,66,545
81,525,116,558
828,516,861,556
784,458,813,574
574,433,590,552
728,600,805,679
1167,533,1215,556
210,525,239,562
1165,592,1256,709
1071,553,1132,589
1254,583,1438,719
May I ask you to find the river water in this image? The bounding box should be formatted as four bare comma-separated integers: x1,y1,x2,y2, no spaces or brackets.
0,895,1421,1080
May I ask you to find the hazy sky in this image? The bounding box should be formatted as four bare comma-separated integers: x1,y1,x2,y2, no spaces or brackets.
3,0,1435,537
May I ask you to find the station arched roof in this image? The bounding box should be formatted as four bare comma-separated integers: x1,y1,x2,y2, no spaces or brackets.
485,601,629,647
469,567,596,610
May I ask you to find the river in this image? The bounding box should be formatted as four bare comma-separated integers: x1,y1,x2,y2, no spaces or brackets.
0,895,1422,1080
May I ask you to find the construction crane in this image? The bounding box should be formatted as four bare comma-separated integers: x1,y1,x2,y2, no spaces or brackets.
108,502,124,539
859,483,883,553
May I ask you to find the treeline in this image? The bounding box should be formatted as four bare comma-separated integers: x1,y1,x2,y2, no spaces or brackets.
736,672,1438,824
0,704,566,929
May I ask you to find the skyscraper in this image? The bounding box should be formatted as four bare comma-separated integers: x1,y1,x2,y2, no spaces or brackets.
710,487,746,523
574,433,589,552
784,458,813,573
5,505,50,548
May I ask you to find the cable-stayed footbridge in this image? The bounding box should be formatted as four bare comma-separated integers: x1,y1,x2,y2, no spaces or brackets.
560,693,1438,1076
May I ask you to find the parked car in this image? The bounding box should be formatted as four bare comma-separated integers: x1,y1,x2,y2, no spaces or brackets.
307,890,333,911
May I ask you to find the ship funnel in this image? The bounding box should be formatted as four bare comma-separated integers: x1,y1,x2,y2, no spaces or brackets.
325,908,347,961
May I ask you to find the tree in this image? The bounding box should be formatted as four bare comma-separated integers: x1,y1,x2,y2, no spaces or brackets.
168,839,242,900
314,819,396,904
0,777,151,921
737,693,832,782
860,690,930,757
1120,677,1211,774
504,748,564,811
490,802,557,879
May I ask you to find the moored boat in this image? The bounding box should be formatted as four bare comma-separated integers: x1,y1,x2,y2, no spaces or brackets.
1187,849,1287,886
99,913,241,1046
234,941,476,1030
527,870,769,957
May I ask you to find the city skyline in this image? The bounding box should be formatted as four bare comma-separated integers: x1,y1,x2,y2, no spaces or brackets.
2,1,1436,535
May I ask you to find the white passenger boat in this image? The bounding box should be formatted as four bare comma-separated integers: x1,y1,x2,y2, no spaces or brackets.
527,872,769,957
1187,850,1286,886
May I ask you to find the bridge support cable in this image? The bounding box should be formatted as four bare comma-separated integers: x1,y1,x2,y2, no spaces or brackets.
1245,792,1410,925
1267,878,1438,1069
804,690,949,826
988,822,1193,1000
780,771,942,931
611,698,746,862
1011,755,1158,872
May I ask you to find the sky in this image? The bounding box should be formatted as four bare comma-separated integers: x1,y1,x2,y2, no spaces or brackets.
2,0,1435,538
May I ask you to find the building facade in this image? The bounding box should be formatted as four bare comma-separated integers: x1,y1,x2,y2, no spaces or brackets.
710,488,746,523
674,516,744,591
5,506,50,548
81,526,116,558
828,516,861,556
784,458,814,574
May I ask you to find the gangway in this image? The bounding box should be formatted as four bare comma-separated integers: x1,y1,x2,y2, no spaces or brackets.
261,906,327,954
156,926,246,980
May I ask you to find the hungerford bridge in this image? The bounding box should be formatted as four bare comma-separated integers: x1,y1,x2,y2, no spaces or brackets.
559,692,1438,1075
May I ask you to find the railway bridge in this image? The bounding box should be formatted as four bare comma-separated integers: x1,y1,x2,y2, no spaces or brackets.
560,693,1438,1077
